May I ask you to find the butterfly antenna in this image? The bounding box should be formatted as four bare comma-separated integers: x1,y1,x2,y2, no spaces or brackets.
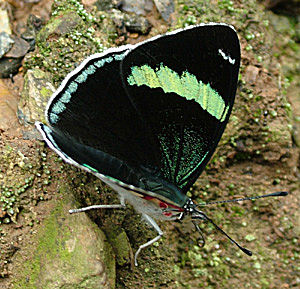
197,191,288,207
192,210,252,256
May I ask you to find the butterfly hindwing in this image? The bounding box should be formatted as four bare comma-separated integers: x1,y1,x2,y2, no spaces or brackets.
120,24,240,193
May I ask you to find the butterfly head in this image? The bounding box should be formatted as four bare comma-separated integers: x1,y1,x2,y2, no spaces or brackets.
178,198,206,221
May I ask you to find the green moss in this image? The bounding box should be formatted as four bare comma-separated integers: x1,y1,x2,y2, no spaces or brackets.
231,206,246,216
0,179,33,224
52,0,96,22
13,186,115,288
13,199,70,288
40,86,53,98
103,222,132,266
0,145,40,224
24,0,117,83
175,0,259,28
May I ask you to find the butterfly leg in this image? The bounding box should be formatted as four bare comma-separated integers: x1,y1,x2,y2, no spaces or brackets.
192,220,205,248
69,197,126,214
134,214,163,266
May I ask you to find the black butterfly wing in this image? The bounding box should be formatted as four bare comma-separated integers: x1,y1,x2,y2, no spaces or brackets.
40,24,240,206
45,46,162,172
41,45,187,205
120,24,240,194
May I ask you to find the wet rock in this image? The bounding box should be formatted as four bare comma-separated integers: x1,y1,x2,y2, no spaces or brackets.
124,14,152,34
118,0,153,15
153,0,174,22
4,36,30,58
12,192,115,289
18,68,55,125
0,32,14,58
0,8,11,35
37,11,84,43
0,57,22,78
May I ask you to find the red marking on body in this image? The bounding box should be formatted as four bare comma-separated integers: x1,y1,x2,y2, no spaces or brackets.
143,196,154,200
163,211,173,217
159,201,168,209
142,195,184,215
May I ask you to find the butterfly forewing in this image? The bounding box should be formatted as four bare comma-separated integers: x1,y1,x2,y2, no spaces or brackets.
46,47,162,171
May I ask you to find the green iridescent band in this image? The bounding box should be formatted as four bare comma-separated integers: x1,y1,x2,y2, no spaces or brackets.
127,63,228,121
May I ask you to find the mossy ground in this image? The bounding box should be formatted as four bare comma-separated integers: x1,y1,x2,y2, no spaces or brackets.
0,0,299,288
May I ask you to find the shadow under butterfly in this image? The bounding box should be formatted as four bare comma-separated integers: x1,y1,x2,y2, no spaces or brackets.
35,23,288,266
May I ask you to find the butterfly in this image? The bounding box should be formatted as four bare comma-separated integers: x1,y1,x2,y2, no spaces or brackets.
36,23,280,265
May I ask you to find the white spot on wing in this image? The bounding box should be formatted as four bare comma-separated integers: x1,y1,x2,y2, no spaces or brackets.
218,49,235,65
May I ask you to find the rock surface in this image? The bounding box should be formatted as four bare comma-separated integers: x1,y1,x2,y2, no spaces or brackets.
0,57,22,78
12,191,116,289
0,79,20,134
0,32,14,58
118,0,153,15
18,68,56,125
0,7,11,35
104,222,133,266
124,14,152,34
36,11,84,43
5,36,30,58
153,0,174,22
